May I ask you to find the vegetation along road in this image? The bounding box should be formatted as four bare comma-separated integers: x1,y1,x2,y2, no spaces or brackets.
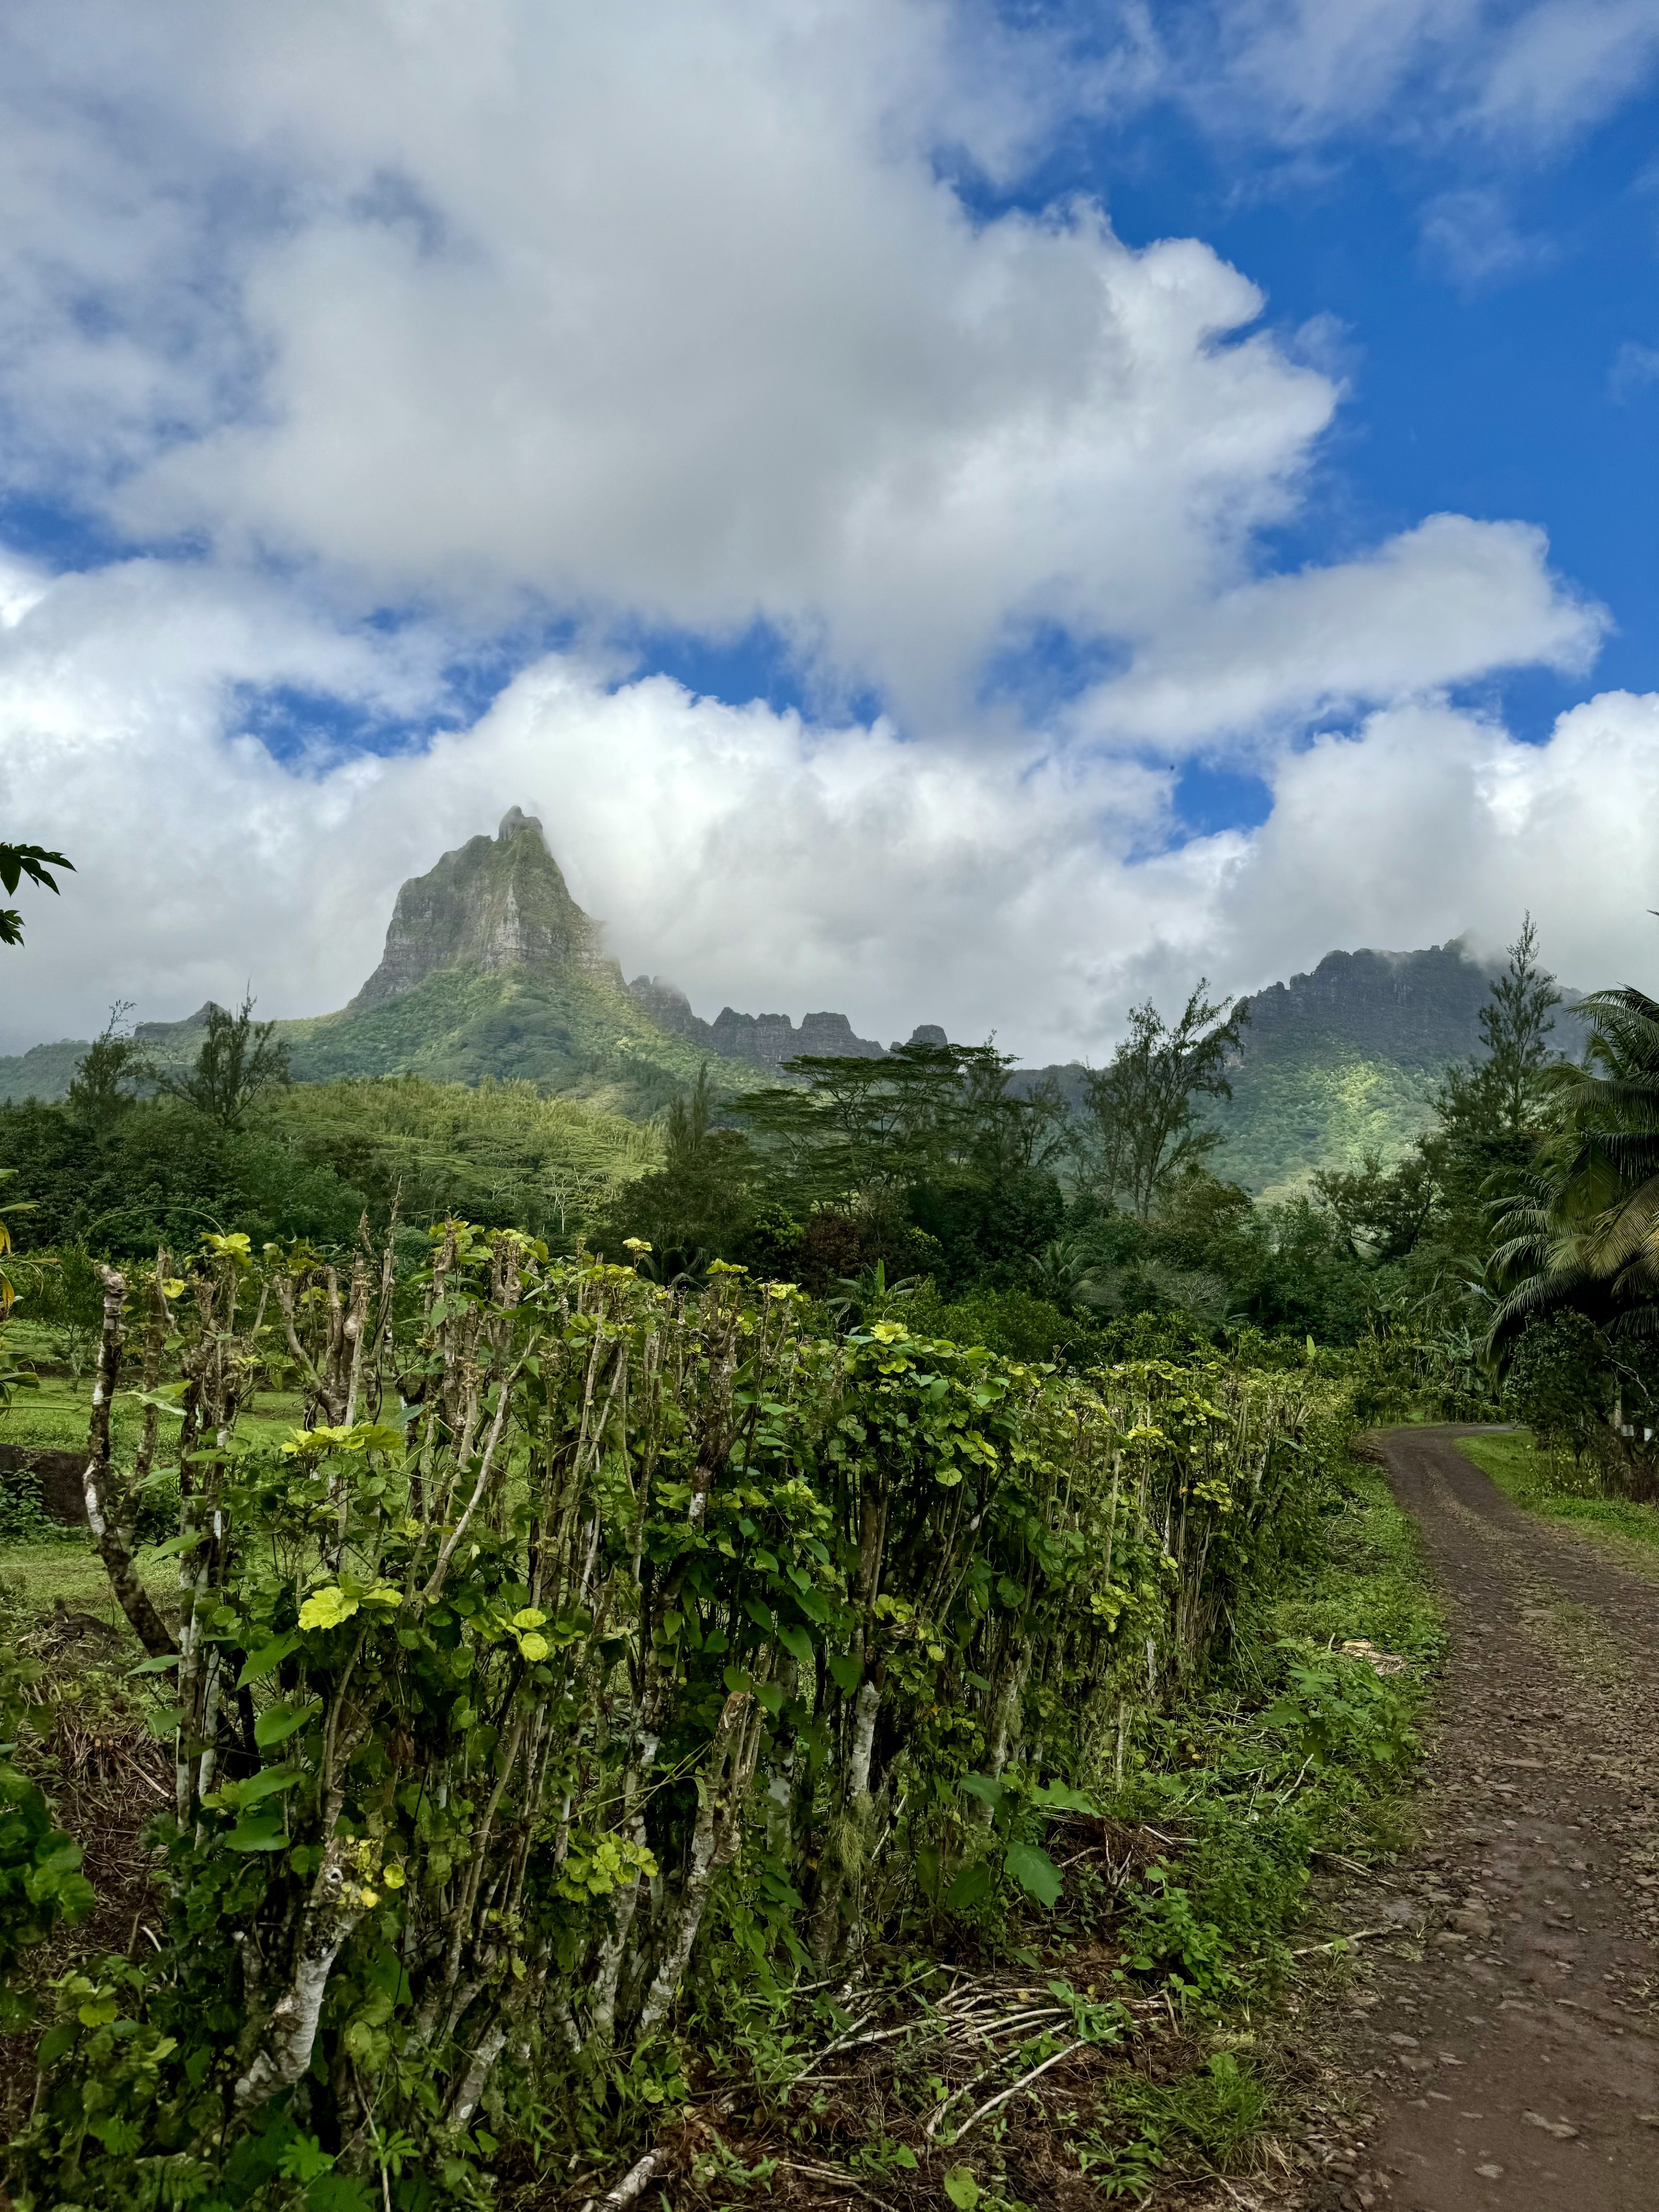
1320,1427,1659,2211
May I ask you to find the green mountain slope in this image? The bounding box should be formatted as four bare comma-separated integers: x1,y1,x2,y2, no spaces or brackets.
1015,941,1588,1199
0,815,1585,1193
1206,1028,1446,1195
0,810,762,1118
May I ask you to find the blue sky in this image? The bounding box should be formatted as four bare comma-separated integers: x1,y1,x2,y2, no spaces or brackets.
1,2,1657,1058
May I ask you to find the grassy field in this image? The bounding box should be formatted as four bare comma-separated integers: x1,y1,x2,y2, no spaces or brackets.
3,1369,307,1460
1456,1429,1659,1569
1271,1458,1445,1664
0,1372,307,1637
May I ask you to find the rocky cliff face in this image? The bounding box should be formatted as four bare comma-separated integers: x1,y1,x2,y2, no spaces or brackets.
1237,940,1587,1068
1237,941,1496,1066
352,809,611,1008
625,976,890,1068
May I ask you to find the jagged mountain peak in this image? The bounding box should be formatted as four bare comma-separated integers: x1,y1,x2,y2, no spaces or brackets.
351,808,611,1008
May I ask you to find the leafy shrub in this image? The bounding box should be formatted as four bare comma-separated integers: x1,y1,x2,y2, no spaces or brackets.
5,1223,1337,2205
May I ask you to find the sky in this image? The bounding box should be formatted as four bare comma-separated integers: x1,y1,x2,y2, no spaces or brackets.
0,0,1657,1062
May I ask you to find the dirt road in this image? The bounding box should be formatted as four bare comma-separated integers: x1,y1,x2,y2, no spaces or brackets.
1319,1427,1659,2211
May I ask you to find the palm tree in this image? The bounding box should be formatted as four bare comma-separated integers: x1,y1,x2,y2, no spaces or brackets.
1026,1236,1108,1313
1483,984,1659,1360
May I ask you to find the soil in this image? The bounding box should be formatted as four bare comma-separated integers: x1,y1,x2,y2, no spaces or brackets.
1286,1426,1659,2212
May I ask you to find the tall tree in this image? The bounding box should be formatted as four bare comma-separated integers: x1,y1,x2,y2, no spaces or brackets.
1439,914,1563,1143
1312,1147,1441,1264
732,1038,1055,1202
67,1001,144,1131
149,994,290,1131
0,839,73,947
1079,984,1246,1219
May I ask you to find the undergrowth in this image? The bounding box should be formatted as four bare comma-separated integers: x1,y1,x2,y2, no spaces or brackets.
654,1453,1442,2210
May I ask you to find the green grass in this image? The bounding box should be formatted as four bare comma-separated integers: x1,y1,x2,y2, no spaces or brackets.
3,1374,306,1458
1270,1462,1446,1663
1456,1430,1659,1564
0,1543,170,1627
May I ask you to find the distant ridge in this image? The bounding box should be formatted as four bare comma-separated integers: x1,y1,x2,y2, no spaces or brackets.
0,817,1589,1178
0,812,900,1113
1014,938,1587,1196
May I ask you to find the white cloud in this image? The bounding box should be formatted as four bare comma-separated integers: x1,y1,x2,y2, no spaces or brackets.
1475,0,1659,146
1,559,1655,1072
1417,188,1554,287
1610,339,1659,398
0,0,1597,739
1232,690,1659,994
1177,0,1659,151
1074,514,1602,745
0,2,1643,1072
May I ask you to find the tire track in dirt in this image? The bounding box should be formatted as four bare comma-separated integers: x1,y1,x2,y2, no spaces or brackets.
1314,1426,1659,2212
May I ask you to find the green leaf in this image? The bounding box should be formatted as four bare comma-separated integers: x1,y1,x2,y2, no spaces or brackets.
235,1766,304,1809
943,2169,980,2210
775,1621,813,1669
225,1815,290,1852
1032,1781,1099,1814
254,1700,320,1750
958,1772,1003,1808
297,1586,359,1632
136,1533,204,1564
943,1858,992,1911
238,1633,299,1688
826,1652,862,1694
35,2021,76,2068
1004,1840,1062,1908
128,1653,180,1675
743,1596,774,1635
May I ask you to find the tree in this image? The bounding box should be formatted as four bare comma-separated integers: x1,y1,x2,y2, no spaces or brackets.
0,840,73,947
67,1001,144,1131
733,1039,1047,1201
1438,914,1563,1145
1478,967,1659,1490
594,1063,757,1275
148,993,290,1131
1484,977,1659,1363
1312,1147,1440,1263
1079,983,1247,1218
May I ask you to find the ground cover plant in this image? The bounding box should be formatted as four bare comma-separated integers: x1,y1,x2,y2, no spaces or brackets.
0,1217,1432,2210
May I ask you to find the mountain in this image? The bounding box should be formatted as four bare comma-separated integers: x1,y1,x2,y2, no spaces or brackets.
0,812,1589,1187
624,977,890,1070
1016,940,1588,1199
0,811,897,1113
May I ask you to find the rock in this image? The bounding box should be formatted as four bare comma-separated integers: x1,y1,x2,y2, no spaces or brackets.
352,809,610,1006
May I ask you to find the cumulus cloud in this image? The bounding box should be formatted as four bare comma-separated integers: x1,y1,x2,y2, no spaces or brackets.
0,0,1599,738
2,558,1654,1069
0,2,1644,1068
1075,514,1602,745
